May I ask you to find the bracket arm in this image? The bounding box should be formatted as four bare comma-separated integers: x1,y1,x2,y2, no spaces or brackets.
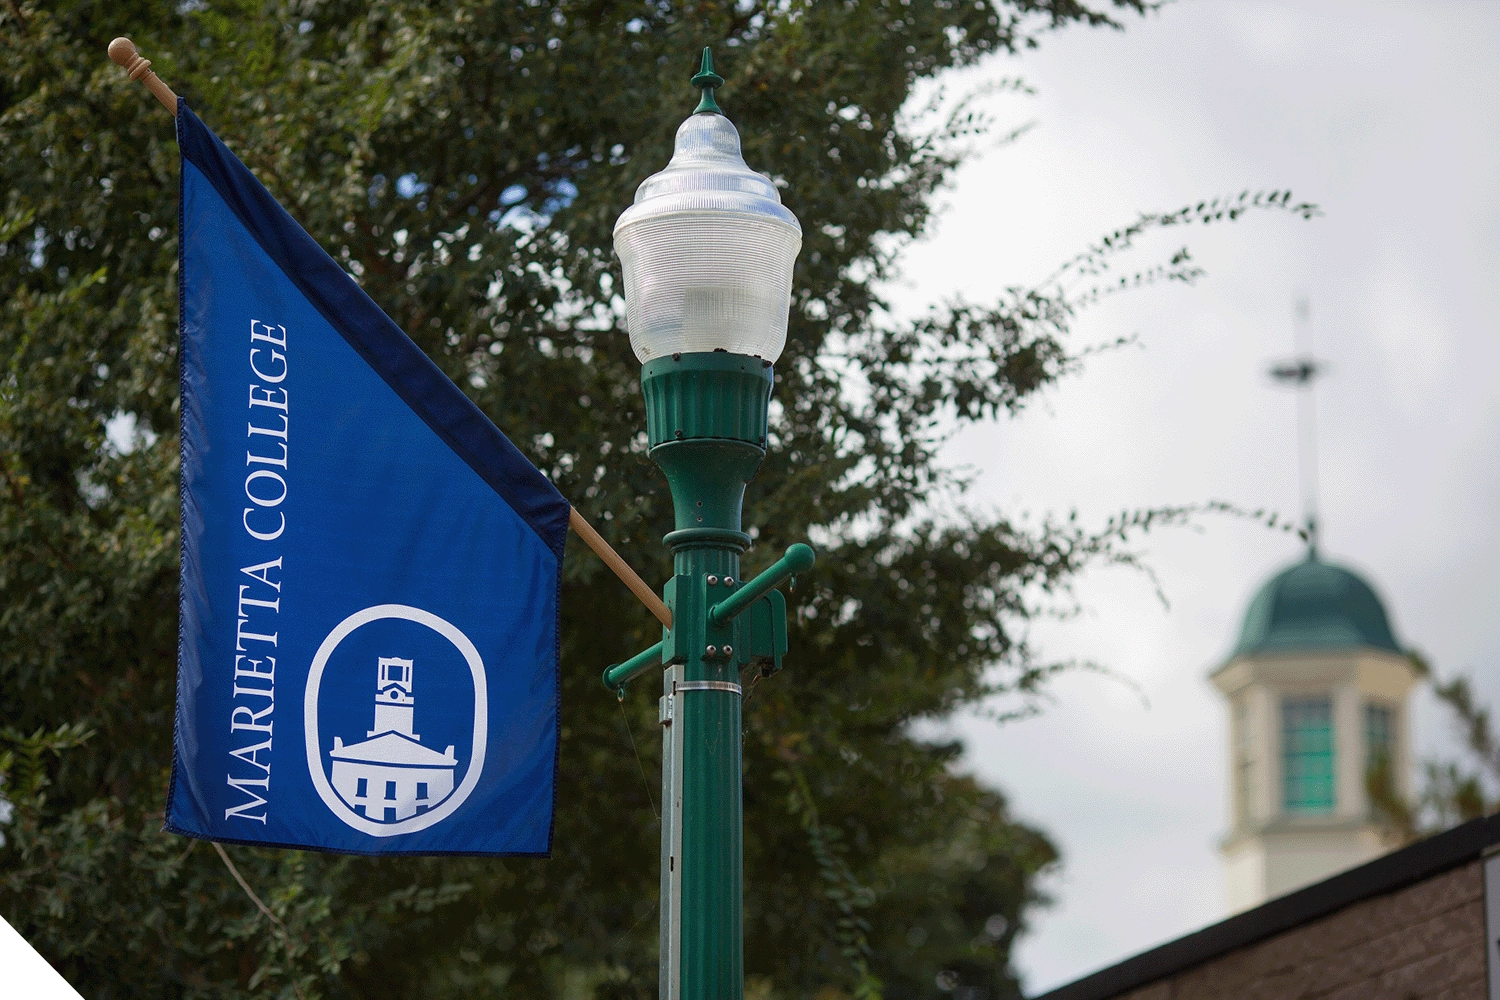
708,543,815,626
603,640,665,694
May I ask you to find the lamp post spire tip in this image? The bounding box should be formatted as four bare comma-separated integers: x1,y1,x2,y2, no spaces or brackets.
691,46,725,115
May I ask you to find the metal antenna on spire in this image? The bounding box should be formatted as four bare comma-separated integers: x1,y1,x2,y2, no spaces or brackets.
1268,296,1326,555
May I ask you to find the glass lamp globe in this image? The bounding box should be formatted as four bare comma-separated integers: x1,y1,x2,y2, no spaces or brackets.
613,93,802,364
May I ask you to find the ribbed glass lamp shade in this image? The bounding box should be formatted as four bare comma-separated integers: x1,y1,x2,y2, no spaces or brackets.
614,112,802,363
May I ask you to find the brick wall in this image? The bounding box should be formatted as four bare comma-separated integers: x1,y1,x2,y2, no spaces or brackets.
1118,861,1485,1000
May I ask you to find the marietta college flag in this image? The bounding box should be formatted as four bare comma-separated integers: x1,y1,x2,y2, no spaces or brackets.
164,101,570,856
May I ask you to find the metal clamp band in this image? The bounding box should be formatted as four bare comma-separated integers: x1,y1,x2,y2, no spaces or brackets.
673,680,742,695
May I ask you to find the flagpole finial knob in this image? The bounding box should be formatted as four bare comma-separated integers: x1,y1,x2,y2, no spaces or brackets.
691,47,725,115
106,36,179,114
109,37,145,73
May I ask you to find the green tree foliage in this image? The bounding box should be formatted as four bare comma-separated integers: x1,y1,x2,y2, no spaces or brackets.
1368,652,1499,843
0,2,1315,997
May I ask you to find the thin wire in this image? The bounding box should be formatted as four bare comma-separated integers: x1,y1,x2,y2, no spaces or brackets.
212,841,308,1000
619,698,659,822
609,900,660,956
742,668,762,704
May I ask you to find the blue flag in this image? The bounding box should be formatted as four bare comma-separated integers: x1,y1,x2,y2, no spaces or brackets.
165,101,569,856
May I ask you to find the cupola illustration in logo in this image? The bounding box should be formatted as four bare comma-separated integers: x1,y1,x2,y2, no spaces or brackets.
305,605,487,837
328,657,457,823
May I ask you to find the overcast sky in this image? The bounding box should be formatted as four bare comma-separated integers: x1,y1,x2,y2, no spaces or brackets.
888,2,1500,993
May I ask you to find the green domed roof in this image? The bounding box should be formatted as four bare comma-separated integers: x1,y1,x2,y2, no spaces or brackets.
1233,552,1400,658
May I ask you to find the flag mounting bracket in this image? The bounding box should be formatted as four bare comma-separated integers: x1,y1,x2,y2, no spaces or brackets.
601,541,811,697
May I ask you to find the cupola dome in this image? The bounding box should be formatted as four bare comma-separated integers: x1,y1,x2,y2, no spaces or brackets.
1232,552,1400,658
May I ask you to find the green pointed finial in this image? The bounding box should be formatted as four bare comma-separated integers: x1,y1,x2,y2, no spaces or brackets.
691,46,724,115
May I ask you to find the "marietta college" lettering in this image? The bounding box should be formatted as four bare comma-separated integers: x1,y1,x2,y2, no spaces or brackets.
225,319,289,823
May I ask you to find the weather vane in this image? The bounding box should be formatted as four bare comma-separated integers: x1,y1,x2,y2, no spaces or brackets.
1267,297,1327,554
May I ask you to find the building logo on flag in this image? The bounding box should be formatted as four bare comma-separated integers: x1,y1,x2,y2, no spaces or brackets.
303,605,488,837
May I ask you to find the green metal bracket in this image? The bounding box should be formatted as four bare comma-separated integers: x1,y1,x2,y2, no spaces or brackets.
734,589,788,677
710,543,815,626
601,542,812,694
662,573,736,666
603,640,664,695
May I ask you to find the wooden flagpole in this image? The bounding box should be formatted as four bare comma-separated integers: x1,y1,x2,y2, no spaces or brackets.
569,508,672,628
106,39,672,631
107,38,177,113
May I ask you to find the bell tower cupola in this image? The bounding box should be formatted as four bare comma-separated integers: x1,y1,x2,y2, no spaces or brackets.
1212,551,1417,913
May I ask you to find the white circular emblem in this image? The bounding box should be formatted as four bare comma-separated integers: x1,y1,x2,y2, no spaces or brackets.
303,604,487,836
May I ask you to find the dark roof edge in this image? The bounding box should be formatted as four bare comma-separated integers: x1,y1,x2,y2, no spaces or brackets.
1032,812,1500,1000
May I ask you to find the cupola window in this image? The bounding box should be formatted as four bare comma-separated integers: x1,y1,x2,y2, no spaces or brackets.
1282,696,1334,812
1364,702,1398,808
1365,703,1393,767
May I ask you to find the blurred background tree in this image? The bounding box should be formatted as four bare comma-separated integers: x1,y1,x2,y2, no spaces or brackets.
0,2,1314,997
1367,652,1499,844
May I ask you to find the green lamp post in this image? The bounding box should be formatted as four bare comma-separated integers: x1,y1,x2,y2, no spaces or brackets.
601,49,816,1000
